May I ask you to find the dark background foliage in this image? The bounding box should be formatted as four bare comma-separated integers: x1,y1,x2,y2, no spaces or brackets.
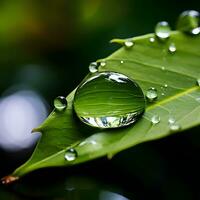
0,0,200,199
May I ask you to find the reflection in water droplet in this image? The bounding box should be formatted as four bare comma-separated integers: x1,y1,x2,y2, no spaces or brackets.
155,21,171,40
197,78,200,86
54,96,67,111
149,37,155,43
73,72,145,128
146,87,158,102
168,43,176,54
64,148,77,161
89,62,98,73
100,61,106,67
124,40,134,48
177,10,200,35
169,123,181,131
151,115,160,124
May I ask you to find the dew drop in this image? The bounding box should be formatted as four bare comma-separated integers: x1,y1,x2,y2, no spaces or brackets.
124,40,134,48
64,148,77,161
100,61,106,67
155,21,171,40
146,87,158,102
151,115,160,125
120,60,124,64
169,123,181,131
197,78,200,86
149,37,155,43
54,96,67,111
164,84,168,88
161,66,165,71
89,62,98,73
177,10,200,35
168,116,176,124
73,72,145,128
168,43,176,54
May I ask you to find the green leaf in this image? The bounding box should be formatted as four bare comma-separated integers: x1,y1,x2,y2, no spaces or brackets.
5,31,200,181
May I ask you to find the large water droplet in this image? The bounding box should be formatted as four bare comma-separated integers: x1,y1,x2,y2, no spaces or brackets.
89,62,98,73
197,78,200,86
73,72,145,128
124,40,134,48
54,96,67,111
151,115,160,125
177,10,200,35
168,43,176,54
64,148,77,161
146,87,158,102
155,21,171,40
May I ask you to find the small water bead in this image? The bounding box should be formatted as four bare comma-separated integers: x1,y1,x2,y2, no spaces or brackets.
89,62,98,73
120,60,124,64
54,96,67,111
73,72,145,128
151,115,160,125
149,37,155,43
169,123,181,131
197,78,200,86
164,84,168,88
168,116,176,124
168,43,176,54
155,21,171,40
161,66,165,71
64,148,77,161
124,40,134,48
100,61,106,67
146,87,158,102
177,10,200,35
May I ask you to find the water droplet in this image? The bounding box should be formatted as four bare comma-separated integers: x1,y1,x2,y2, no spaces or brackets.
197,78,200,86
64,148,77,161
168,43,176,54
161,66,165,71
120,60,124,64
151,115,160,124
124,40,134,48
161,93,165,96
177,10,200,35
54,96,67,111
149,37,155,43
169,123,181,131
164,84,168,88
89,62,98,73
168,116,176,124
146,87,158,102
100,61,106,67
155,21,171,40
73,72,145,128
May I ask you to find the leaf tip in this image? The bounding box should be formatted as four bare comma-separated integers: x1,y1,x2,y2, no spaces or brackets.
1,175,19,185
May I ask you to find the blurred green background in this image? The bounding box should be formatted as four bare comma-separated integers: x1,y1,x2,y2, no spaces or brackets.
0,0,200,199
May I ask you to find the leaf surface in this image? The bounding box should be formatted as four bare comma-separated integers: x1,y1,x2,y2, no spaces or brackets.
10,31,200,179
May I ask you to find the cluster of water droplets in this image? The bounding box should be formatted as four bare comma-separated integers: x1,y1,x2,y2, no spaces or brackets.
51,10,200,162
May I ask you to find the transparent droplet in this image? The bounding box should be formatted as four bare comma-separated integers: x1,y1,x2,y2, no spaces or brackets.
168,43,176,54
151,115,160,125
64,148,77,161
146,87,158,102
100,61,106,67
169,123,181,131
149,37,155,43
124,40,134,48
54,96,67,111
168,116,176,124
177,10,200,35
120,60,124,64
155,21,171,40
197,78,200,86
73,72,145,128
161,93,165,96
164,84,168,88
89,62,98,73
161,66,165,71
